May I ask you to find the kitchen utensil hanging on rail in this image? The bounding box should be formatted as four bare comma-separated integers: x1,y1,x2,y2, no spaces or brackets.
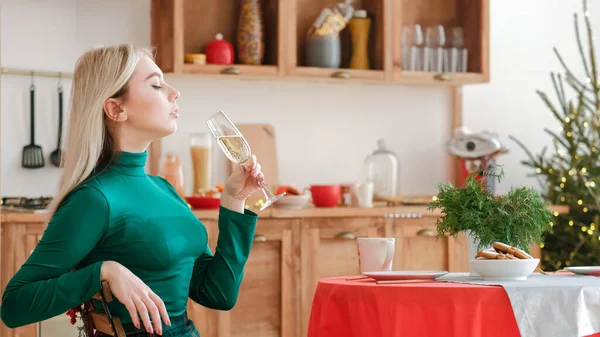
50,75,64,167
22,73,44,168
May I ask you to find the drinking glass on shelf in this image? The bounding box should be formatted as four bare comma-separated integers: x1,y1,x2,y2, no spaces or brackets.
425,25,445,72
205,110,285,211
445,27,468,72
401,24,423,71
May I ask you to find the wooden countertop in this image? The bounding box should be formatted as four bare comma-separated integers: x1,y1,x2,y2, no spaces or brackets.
0,204,570,223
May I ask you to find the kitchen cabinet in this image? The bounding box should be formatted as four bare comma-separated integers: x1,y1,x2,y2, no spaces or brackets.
151,0,283,77
389,215,469,272
150,0,489,86
188,218,301,337
0,218,46,337
391,0,489,85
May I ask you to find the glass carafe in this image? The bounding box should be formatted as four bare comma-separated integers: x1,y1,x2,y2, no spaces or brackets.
362,139,399,198
189,132,212,194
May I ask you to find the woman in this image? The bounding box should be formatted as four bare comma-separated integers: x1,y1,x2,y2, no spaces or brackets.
0,44,263,336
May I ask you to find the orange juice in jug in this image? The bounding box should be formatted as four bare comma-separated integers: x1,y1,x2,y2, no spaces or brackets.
190,132,212,194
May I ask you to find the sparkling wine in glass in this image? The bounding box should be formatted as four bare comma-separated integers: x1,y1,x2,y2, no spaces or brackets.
205,110,285,210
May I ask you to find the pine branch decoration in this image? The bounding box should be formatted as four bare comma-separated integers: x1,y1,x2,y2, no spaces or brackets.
428,166,552,252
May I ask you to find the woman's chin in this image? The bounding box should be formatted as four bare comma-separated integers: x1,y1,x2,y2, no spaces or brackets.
156,122,178,137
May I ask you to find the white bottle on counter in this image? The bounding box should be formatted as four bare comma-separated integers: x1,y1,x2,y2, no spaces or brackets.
362,139,399,198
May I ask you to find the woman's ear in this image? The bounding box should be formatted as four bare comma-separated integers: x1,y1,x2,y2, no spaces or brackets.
103,98,128,122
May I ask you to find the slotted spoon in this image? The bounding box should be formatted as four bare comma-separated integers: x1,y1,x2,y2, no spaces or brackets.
22,83,44,169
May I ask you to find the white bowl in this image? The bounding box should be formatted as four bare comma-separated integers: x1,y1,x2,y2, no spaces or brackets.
470,258,540,281
274,195,310,209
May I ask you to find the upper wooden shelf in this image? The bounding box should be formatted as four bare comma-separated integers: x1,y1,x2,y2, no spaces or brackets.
151,0,489,86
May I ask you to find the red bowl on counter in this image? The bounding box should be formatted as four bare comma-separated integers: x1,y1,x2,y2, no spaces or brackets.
185,196,221,210
310,185,341,207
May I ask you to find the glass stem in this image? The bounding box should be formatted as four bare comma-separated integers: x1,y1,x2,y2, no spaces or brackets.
261,185,277,200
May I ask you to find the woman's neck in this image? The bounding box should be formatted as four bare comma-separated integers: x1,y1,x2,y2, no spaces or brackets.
110,126,152,153
116,136,151,153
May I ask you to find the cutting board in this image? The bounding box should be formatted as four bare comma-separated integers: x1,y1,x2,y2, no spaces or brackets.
228,124,280,207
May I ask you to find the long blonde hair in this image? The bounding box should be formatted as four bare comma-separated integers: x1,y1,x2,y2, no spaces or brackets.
46,44,153,218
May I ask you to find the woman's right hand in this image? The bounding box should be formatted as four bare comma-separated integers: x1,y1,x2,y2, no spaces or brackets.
101,261,171,335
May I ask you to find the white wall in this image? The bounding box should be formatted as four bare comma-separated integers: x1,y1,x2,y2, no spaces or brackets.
2,0,598,199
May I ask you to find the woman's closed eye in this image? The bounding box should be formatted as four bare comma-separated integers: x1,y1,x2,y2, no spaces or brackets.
152,84,163,90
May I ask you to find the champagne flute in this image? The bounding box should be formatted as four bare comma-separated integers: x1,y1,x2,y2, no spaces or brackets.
205,110,285,210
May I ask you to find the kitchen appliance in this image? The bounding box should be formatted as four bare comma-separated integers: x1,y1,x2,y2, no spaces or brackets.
447,126,507,192
1,196,52,213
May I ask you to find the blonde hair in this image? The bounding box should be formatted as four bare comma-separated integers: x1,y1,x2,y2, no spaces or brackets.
46,44,153,218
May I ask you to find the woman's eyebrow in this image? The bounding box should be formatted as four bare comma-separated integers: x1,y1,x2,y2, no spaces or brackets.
145,72,162,80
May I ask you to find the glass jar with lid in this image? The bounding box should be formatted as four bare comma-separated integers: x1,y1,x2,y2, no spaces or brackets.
160,153,185,198
362,139,399,198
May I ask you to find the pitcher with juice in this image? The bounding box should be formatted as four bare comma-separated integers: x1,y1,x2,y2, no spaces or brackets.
190,132,212,194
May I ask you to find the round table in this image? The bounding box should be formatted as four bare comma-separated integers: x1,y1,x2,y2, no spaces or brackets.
307,276,600,337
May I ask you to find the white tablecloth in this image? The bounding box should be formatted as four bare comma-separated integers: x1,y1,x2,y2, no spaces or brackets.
437,273,600,337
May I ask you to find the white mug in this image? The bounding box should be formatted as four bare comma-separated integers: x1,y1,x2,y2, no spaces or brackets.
353,182,374,208
357,237,395,274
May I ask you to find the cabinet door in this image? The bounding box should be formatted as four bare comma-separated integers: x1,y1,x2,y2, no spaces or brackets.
187,218,300,337
392,216,468,272
1,222,46,337
300,217,385,337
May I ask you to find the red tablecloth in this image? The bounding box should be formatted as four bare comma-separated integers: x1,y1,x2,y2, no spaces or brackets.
307,276,600,337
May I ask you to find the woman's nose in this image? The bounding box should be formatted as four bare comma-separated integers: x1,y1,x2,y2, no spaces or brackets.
170,87,180,101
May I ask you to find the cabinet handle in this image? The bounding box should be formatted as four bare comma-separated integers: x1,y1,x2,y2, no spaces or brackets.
416,228,435,237
433,73,452,81
331,71,351,79
253,234,267,242
221,66,241,75
384,213,423,219
335,231,356,240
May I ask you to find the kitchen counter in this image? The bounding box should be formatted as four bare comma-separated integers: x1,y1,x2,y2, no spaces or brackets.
0,204,570,223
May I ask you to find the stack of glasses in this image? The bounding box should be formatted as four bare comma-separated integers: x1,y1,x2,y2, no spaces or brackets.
401,24,468,73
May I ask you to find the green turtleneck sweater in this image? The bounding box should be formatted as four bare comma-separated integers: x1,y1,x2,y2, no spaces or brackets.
0,151,258,329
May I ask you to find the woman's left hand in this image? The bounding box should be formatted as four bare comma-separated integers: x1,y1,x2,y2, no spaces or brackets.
221,155,265,212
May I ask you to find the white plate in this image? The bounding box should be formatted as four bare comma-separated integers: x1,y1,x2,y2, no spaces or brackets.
565,266,600,276
362,270,448,281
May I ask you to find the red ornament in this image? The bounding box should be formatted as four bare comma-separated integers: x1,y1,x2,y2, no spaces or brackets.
66,306,81,325
205,33,234,65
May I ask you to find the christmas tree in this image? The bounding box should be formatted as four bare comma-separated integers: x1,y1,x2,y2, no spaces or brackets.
511,0,600,271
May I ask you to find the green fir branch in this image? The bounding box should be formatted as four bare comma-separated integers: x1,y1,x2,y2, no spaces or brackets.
582,4,600,101
574,13,592,80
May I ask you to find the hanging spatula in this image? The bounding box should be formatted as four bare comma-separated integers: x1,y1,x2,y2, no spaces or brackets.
50,84,63,167
22,82,44,168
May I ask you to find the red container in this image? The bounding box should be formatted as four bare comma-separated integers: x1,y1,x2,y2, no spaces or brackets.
205,33,234,65
310,185,342,208
185,196,221,210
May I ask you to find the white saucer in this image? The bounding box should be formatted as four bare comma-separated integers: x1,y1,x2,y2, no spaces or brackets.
362,270,448,281
564,266,600,276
